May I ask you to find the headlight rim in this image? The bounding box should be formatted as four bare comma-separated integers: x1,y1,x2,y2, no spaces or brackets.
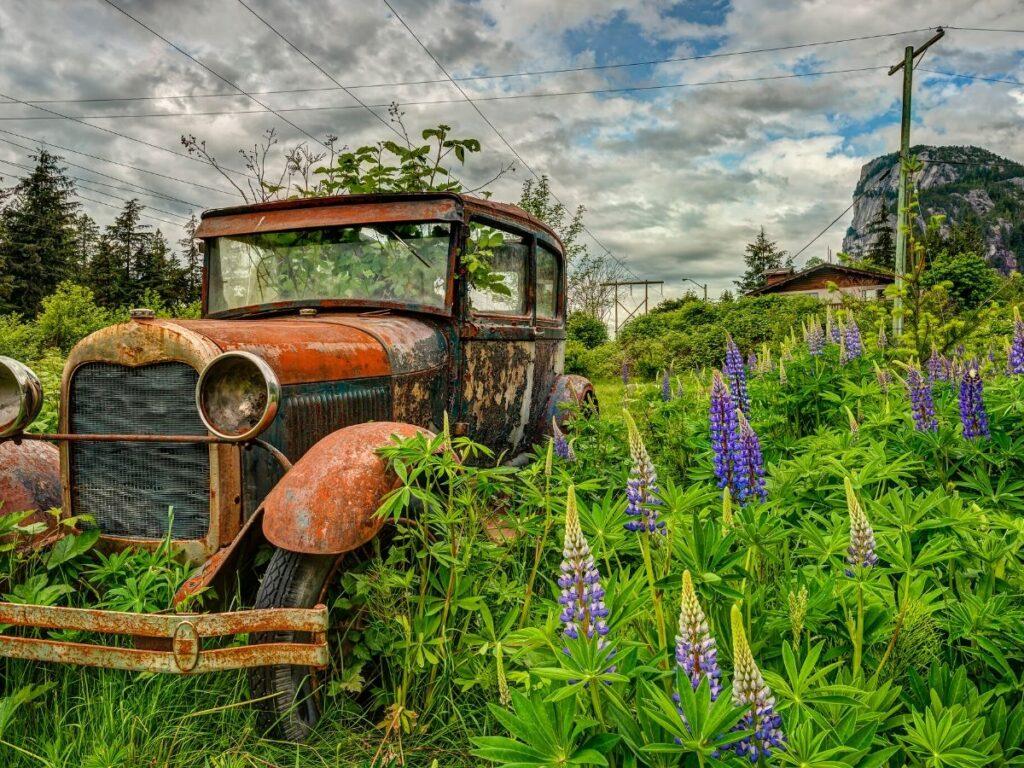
195,351,280,442
0,356,44,439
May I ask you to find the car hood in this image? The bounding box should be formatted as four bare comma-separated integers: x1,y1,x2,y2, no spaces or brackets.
68,313,447,385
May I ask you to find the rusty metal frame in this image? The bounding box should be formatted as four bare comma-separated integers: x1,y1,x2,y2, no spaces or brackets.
0,602,327,673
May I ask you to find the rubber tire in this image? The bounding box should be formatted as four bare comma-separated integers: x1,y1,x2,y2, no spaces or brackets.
248,548,336,742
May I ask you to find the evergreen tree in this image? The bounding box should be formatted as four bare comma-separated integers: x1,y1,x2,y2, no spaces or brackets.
735,227,792,292
864,201,895,271
0,150,80,315
88,199,149,307
178,213,203,304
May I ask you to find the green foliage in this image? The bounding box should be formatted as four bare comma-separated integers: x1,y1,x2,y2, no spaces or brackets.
34,282,117,354
567,312,609,349
735,226,793,293
922,247,1000,312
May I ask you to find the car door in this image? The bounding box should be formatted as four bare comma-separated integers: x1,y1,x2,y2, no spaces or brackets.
457,218,536,455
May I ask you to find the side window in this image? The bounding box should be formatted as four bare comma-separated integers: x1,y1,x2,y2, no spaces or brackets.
467,223,528,316
536,244,559,320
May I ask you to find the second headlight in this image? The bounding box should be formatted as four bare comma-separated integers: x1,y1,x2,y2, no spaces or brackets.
196,351,280,442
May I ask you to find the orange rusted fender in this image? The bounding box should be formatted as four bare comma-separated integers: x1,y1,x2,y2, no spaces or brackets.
0,440,61,536
262,421,431,555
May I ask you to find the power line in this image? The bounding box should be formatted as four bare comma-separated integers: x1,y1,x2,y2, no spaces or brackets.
917,68,1024,87
73,191,185,228
234,0,408,146
0,66,889,121
0,128,237,199
15,26,939,105
386,2,634,279
944,25,1024,34
0,156,189,222
98,0,330,151
0,135,203,208
0,92,252,182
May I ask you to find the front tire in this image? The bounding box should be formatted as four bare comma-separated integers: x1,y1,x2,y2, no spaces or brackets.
248,548,336,741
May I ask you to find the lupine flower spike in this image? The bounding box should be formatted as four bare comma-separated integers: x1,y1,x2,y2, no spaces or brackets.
877,323,888,349
721,487,734,535
778,359,787,386
623,411,665,534
788,586,809,645
842,315,863,362
558,486,610,644
807,319,825,356
906,365,938,431
844,406,860,435
729,604,784,760
826,307,839,344
621,360,631,385
709,371,739,493
675,571,722,699
1009,307,1024,375
724,334,750,414
734,410,767,504
552,417,575,461
927,346,948,383
661,368,672,402
844,477,878,576
958,364,990,439
873,361,891,394
746,351,758,373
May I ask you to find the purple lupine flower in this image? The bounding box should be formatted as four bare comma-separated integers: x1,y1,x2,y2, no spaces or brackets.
807,320,825,356
958,364,990,439
558,487,610,643
1010,307,1024,375
662,369,672,402
877,324,888,350
728,604,784,761
826,307,840,344
552,417,575,462
955,343,966,358
733,410,767,504
844,478,878,576
621,360,631,385
709,371,739,494
746,351,758,373
623,411,665,534
842,316,863,363
675,570,722,699
906,365,938,431
724,335,750,415
927,347,948,383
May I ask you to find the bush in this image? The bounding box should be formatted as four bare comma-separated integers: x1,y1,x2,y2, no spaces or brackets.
566,312,608,349
35,282,119,354
0,314,40,360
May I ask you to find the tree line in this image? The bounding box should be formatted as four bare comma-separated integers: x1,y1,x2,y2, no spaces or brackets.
0,149,201,317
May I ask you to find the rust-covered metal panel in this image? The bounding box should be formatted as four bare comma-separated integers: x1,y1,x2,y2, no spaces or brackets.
315,315,448,374
196,197,462,239
527,340,563,445
262,422,429,555
175,318,390,384
0,440,60,544
460,340,534,455
0,601,328,673
392,367,446,430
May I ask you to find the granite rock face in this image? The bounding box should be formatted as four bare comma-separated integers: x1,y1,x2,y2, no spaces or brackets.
842,145,1024,273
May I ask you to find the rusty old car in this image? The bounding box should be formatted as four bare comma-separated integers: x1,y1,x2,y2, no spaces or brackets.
0,192,596,739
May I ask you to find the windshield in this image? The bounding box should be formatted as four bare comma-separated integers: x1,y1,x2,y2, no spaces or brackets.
207,222,452,314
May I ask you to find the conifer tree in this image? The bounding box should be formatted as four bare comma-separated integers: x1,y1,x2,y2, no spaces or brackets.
735,227,792,292
178,213,203,304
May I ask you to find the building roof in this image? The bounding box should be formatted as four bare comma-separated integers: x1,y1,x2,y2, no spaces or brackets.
745,262,894,296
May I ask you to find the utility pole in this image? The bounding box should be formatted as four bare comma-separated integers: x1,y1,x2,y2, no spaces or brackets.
600,280,665,336
888,27,944,338
681,277,708,302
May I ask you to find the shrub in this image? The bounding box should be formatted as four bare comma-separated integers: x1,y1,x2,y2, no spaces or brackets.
566,312,609,349
0,313,40,360
34,282,118,354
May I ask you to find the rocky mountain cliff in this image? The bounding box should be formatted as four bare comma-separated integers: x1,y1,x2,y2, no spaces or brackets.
842,145,1024,273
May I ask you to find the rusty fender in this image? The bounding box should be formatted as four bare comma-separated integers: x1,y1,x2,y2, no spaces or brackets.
0,439,61,542
262,421,431,555
541,375,597,435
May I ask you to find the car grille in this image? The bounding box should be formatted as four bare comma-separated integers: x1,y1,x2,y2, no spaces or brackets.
69,362,210,540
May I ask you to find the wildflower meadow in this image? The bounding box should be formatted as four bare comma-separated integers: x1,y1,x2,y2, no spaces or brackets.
2,310,1024,767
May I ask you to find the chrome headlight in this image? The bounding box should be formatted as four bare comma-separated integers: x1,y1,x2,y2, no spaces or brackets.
0,356,43,438
196,351,280,442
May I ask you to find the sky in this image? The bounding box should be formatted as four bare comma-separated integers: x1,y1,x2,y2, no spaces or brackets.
1,0,1023,300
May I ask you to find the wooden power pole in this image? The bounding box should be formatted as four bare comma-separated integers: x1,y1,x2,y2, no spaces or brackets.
601,280,665,337
888,27,944,338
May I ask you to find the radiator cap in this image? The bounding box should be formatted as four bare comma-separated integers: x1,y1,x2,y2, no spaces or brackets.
130,308,156,321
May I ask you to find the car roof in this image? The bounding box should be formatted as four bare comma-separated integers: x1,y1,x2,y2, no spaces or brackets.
197,192,564,252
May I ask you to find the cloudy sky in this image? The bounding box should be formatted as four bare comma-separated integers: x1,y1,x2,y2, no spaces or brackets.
1,0,1023,298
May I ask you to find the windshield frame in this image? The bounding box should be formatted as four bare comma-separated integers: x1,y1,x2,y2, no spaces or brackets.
201,219,458,319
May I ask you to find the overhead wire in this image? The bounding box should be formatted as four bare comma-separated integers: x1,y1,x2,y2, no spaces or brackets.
73,191,185,228
379,0,642,279
15,26,940,105
97,0,331,151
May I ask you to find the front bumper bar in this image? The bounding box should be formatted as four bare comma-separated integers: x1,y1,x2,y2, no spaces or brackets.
0,602,328,674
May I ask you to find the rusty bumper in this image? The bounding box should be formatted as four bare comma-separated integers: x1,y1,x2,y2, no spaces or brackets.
0,602,328,674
